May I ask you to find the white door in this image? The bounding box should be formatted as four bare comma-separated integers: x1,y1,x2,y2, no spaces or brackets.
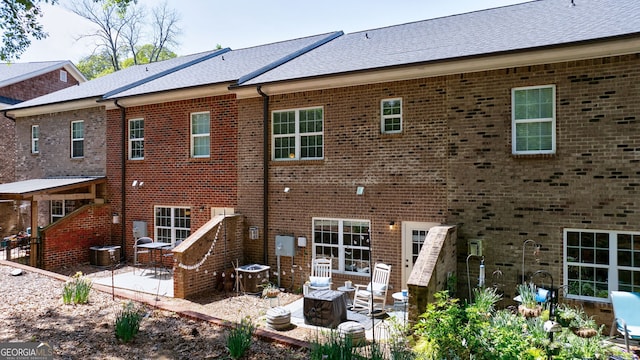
401,221,439,288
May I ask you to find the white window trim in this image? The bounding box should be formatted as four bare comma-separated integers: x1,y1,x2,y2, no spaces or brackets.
190,111,210,158
128,118,144,160
563,228,640,303
51,200,74,223
70,120,84,159
154,206,191,245
31,125,39,154
272,106,324,161
59,70,67,82
511,84,556,155
381,98,403,134
312,217,371,276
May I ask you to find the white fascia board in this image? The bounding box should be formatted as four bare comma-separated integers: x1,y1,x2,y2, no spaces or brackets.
5,98,102,118
104,83,233,108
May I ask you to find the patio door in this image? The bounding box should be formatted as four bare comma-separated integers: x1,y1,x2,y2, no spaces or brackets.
401,221,439,288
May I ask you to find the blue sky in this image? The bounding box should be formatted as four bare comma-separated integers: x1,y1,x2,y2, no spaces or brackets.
19,0,529,63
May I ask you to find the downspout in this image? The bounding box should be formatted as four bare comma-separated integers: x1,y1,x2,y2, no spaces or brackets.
114,100,127,261
256,86,269,265
2,110,16,122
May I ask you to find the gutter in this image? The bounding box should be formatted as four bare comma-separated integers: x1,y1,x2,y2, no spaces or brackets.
256,86,269,265
2,110,16,122
114,100,127,261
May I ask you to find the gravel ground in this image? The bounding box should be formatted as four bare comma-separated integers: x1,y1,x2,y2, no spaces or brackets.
0,263,317,359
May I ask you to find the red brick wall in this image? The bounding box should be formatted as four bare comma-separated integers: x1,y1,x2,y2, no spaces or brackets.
41,204,111,270
0,68,81,101
173,216,244,299
106,95,239,262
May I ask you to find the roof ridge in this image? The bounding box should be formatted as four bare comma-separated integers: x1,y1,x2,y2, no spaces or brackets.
235,31,344,86
101,48,231,99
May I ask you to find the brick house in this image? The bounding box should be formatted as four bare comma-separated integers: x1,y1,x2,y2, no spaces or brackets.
2,0,639,322
232,0,640,321
0,61,85,238
1,34,341,274
0,52,231,267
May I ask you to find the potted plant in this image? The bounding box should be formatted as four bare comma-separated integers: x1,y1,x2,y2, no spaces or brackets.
555,304,578,328
262,283,280,298
570,308,598,338
517,282,541,318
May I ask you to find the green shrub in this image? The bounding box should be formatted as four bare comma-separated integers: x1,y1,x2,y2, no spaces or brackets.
115,301,143,343
413,291,469,359
61,271,92,305
226,316,255,359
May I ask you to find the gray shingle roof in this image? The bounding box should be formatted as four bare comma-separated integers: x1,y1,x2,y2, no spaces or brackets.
106,32,342,99
8,50,221,110
0,61,70,86
241,0,640,85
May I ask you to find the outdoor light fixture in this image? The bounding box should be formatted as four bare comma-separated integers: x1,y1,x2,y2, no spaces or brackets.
112,213,120,224
356,186,365,195
284,187,290,193
132,180,138,187
389,221,396,230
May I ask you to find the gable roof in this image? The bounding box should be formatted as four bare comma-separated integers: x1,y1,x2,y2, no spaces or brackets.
0,61,86,87
103,32,342,101
6,32,343,113
6,50,225,113
240,0,640,88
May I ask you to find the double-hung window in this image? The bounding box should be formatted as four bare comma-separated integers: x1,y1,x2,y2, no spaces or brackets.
191,112,210,158
512,85,555,154
155,206,191,245
129,118,144,160
313,218,370,275
564,229,640,302
381,98,402,134
71,120,84,158
272,107,323,160
31,125,39,154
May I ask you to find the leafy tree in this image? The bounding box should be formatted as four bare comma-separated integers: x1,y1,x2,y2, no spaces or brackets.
69,0,181,75
0,0,135,62
76,49,118,80
78,44,176,79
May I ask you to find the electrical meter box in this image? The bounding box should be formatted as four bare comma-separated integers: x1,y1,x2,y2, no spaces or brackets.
132,221,147,238
275,235,295,257
469,239,483,257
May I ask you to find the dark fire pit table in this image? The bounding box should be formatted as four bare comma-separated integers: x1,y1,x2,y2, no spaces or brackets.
303,289,347,328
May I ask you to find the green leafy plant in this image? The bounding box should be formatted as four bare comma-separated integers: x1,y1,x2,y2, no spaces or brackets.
114,301,143,343
226,316,255,359
309,330,389,360
413,291,469,359
516,282,537,308
516,282,541,318
310,331,353,360
61,271,93,305
261,282,280,298
386,316,416,360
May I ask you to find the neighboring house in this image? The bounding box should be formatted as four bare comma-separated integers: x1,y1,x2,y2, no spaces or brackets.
0,52,230,267
0,61,85,237
2,0,639,326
